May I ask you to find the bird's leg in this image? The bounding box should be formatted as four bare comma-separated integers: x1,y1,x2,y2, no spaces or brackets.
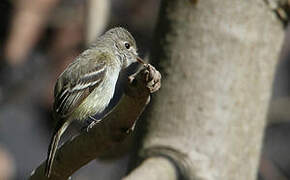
126,120,137,134
85,116,101,132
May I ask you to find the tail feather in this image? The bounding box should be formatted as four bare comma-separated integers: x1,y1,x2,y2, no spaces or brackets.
45,120,70,177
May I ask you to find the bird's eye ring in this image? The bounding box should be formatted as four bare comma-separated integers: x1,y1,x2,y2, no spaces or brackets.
125,42,130,49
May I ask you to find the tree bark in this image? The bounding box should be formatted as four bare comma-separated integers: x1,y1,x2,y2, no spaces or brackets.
125,0,284,179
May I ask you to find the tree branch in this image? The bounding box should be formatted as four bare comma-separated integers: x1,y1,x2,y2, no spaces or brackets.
29,64,161,180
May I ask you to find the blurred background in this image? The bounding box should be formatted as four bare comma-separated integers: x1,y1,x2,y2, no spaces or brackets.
0,0,289,179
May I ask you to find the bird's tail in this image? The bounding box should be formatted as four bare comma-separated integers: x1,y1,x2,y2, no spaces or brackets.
45,119,70,177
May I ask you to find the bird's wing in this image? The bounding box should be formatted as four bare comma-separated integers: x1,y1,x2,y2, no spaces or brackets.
53,51,108,118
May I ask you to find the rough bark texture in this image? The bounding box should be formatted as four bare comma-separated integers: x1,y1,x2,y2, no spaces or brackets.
29,65,161,180
125,0,284,179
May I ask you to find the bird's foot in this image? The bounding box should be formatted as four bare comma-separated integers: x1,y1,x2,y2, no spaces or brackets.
85,116,101,132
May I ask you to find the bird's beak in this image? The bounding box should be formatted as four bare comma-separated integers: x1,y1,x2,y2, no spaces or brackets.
136,56,146,65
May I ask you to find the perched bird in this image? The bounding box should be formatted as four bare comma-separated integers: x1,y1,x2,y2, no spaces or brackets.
45,27,145,177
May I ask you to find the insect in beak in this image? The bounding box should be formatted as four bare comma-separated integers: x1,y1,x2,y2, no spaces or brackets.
136,57,146,65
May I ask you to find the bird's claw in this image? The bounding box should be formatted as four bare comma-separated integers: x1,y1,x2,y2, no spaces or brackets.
86,116,101,132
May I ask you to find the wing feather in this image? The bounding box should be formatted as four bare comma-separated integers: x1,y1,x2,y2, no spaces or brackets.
53,52,108,118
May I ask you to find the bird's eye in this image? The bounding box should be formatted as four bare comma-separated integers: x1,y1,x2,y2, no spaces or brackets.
125,42,130,49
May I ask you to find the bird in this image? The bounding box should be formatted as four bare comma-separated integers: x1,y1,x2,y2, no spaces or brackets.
45,27,145,177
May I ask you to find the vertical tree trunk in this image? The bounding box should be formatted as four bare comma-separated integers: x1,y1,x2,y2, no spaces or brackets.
125,0,284,179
